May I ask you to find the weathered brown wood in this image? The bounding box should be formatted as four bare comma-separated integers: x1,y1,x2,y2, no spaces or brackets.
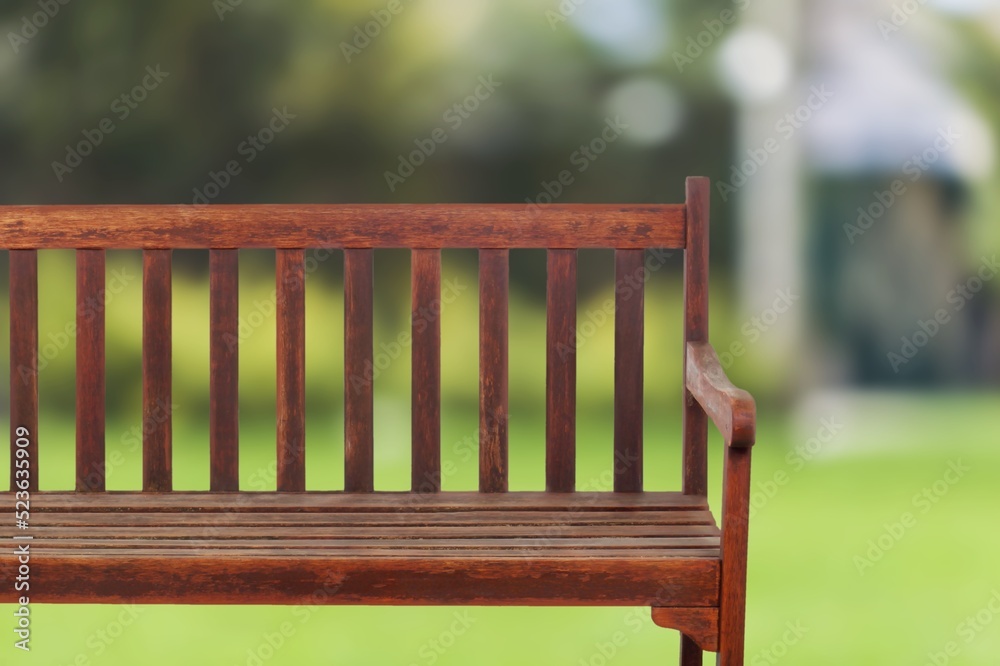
651,608,719,652
76,250,106,492
3,490,709,513
210,250,240,491
683,176,709,496
344,249,374,492
686,343,756,448
411,249,442,493
142,250,172,492
0,204,686,249
9,250,38,493
614,249,644,492
679,636,703,665
0,554,718,606
546,250,577,493
276,250,306,492
718,446,752,664
479,249,509,493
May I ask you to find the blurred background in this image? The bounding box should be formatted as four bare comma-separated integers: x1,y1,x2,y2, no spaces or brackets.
0,0,998,664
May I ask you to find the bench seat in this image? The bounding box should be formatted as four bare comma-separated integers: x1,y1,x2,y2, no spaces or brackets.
1,491,720,606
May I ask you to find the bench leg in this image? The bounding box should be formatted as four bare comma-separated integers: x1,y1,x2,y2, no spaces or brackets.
679,635,702,665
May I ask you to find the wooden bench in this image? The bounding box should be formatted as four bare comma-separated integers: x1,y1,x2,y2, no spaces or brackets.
0,177,755,664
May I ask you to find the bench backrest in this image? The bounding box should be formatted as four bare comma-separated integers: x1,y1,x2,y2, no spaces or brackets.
2,178,712,495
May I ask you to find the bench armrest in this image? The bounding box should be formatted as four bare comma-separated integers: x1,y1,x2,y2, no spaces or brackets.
685,342,756,448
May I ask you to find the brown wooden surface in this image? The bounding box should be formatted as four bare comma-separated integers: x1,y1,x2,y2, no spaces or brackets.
651,608,719,652
142,250,172,492
686,342,756,448
9,250,38,493
411,249,441,493
277,250,306,492
546,250,576,492
0,492,719,606
479,249,509,493
718,447,752,664
76,250,106,492
683,176,709,497
0,204,685,249
614,249,644,492
344,249,374,492
210,250,240,491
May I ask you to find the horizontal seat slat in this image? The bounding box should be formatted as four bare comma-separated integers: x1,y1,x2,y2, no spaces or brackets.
0,554,719,605
26,509,715,528
7,524,719,540
7,491,708,512
0,204,685,249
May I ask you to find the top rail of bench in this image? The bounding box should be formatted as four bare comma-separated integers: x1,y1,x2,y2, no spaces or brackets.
0,204,686,250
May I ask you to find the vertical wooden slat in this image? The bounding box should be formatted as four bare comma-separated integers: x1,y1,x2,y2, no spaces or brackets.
344,249,374,493
411,249,441,493
76,250,105,491
679,636,702,665
276,249,306,492
210,249,240,491
719,446,752,664
614,249,644,493
10,250,38,493
479,249,508,493
142,250,172,492
546,249,576,492
683,176,710,496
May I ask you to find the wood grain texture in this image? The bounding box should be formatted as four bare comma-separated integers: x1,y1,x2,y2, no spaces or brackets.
76,250,106,492
0,492,720,606
614,249,644,493
651,608,719,653
3,491,709,513
411,249,441,493
686,343,756,448
479,250,509,493
683,176,709,496
0,554,718,606
210,250,239,491
277,250,306,492
718,446,752,665
546,250,576,493
142,250,172,492
9,250,38,493
0,204,685,249
344,249,374,492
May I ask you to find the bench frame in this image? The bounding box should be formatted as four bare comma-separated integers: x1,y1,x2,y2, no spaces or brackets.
1,177,755,665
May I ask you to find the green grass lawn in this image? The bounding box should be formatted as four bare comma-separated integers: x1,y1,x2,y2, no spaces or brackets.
2,394,998,665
